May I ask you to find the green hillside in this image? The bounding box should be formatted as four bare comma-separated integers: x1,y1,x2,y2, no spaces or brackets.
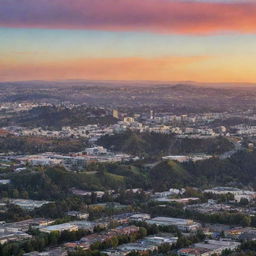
98,131,234,157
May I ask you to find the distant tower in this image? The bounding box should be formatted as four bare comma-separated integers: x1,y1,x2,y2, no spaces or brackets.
112,109,119,119
150,110,154,120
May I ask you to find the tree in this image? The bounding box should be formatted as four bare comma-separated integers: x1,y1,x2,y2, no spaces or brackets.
240,216,251,227
239,198,249,206
12,189,19,198
48,231,60,245
138,227,147,238
158,243,172,254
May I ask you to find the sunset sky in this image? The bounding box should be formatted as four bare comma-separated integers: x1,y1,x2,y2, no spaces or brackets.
1,0,256,83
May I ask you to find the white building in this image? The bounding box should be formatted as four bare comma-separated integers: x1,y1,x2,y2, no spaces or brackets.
146,217,201,232
204,187,256,202
129,213,151,222
84,146,108,155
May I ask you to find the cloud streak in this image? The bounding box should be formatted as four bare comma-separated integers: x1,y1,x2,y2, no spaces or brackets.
1,0,256,34
1,55,256,83
0,56,210,81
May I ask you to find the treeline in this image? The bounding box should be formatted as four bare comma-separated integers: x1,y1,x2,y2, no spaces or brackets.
0,229,90,256
0,193,136,222
0,135,88,154
145,202,254,227
1,106,116,129
97,131,234,157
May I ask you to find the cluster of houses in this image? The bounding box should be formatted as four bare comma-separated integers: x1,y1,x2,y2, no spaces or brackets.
178,239,240,256
204,187,256,203
2,108,251,146
14,146,134,171
65,225,140,251
0,218,54,244
102,234,178,256
24,247,67,256
1,180,256,255
0,210,255,256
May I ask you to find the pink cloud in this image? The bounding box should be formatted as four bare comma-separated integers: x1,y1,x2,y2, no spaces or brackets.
1,0,256,34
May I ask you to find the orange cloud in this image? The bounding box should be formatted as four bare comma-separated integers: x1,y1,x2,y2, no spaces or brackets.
0,56,212,81
2,55,256,83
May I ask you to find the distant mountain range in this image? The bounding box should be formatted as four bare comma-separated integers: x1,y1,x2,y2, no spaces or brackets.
1,79,256,88
1,80,256,111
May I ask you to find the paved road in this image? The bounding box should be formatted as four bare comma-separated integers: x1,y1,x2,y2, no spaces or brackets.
219,139,243,159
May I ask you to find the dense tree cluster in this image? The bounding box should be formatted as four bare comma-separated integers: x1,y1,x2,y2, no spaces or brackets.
0,135,88,154
0,163,150,201
0,106,116,129
98,131,234,157
0,229,89,256
144,202,255,227
150,150,256,190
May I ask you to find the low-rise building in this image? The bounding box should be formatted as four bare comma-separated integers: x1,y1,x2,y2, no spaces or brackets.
129,213,151,222
40,220,96,233
154,188,185,198
178,247,211,256
2,218,54,232
186,201,232,214
144,234,178,246
146,217,201,232
193,239,240,255
162,154,212,163
102,233,178,255
9,199,52,211
65,225,140,251
0,229,32,244
23,247,67,256
225,227,256,241
155,197,199,204
117,242,158,253
178,239,240,255
67,211,89,220
40,223,79,233
204,187,256,202
84,146,108,155
0,179,11,185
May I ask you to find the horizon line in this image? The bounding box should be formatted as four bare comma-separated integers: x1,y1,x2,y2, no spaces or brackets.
1,79,256,87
